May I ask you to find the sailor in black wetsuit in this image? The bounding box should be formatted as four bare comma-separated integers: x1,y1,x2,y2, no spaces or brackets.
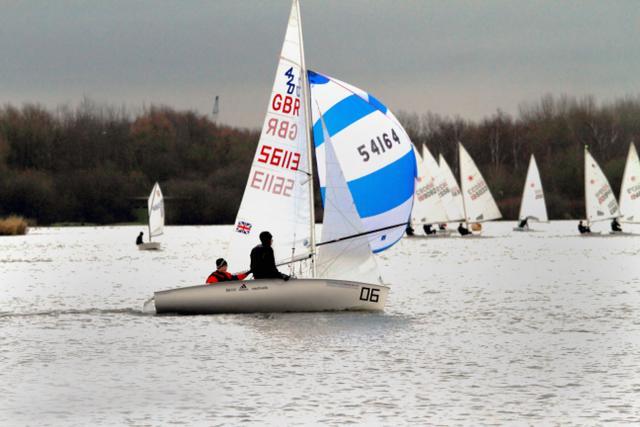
578,220,591,234
406,224,415,236
136,231,144,245
518,218,529,229
458,222,471,236
250,231,290,281
423,224,436,235
611,218,622,232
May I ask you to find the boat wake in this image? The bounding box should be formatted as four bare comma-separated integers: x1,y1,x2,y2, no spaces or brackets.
0,307,151,318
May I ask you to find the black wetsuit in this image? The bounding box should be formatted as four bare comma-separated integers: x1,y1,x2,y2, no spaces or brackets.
519,218,528,228
458,224,471,236
406,225,415,236
423,224,436,235
578,224,590,234
250,244,288,280
136,234,143,245
611,219,622,232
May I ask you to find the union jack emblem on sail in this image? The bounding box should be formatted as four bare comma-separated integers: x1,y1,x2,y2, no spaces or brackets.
235,221,252,234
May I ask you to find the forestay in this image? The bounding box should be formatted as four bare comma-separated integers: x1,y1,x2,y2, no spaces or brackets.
518,155,548,222
459,143,502,223
438,154,465,222
619,143,640,223
411,145,449,225
229,1,312,270
316,114,382,284
308,70,416,252
148,182,165,238
584,147,620,223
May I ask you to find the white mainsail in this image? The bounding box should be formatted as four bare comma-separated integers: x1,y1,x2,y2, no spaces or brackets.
518,155,548,222
228,0,312,271
147,182,164,239
411,144,449,225
584,146,620,223
316,113,381,284
459,142,502,223
438,153,465,222
619,143,640,223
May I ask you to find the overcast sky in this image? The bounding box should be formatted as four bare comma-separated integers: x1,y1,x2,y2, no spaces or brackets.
1,0,638,128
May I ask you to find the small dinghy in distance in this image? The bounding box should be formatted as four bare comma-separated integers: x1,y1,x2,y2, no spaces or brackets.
513,155,548,232
151,0,416,314
138,182,164,250
581,146,621,236
458,142,502,236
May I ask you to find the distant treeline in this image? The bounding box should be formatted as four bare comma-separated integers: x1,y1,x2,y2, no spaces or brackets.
0,95,639,225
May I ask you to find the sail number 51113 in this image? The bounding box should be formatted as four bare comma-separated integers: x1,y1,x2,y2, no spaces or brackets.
356,129,401,162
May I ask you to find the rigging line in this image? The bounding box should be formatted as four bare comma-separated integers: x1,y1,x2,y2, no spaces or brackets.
316,222,408,247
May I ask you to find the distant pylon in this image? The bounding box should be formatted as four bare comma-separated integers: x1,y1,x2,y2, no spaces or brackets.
212,95,219,123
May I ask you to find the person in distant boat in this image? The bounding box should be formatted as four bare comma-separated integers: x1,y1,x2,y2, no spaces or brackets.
578,220,591,234
438,224,447,231
250,231,290,281
518,218,529,230
136,231,144,245
611,218,622,232
423,224,436,235
458,222,471,236
206,258,250,284
406,224,414,236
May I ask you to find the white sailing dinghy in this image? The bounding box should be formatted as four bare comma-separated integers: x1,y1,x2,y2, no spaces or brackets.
409,145,451,237
438,153,465,233
619,143,640,227
138,182,164,250
514,155,548,232
459,142,502,236
151,0,414,314
582,146,620,236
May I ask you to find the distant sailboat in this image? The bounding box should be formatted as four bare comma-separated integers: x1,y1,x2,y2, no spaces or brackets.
438,153,465,224
151,0,415,314
138,182,164,250
583,146,620,235
514,155,548,231
409,144,449,236
459,142,502,235
619,142,640,224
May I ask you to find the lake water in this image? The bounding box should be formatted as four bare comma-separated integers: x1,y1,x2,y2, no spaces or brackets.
2,221,639,426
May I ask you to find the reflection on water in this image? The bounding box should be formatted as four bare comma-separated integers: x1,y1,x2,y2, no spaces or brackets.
1,222,640,425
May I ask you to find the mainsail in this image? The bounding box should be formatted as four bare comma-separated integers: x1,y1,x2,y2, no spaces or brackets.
438,153,465,222
619,143,640,223
584,146,620,223
518,155,548,222
308,70,416,252
459,142,502,223
147,182,164,239
411,144,449,225
228,1,312,270
316,113,381,284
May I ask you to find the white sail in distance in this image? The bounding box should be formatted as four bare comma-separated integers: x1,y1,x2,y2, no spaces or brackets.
518,155,548,222
438,153,465,222
316,113,381,284
584,146,620,223
147,182,164,239
459,142,502,223
619,143,640,223
228,0,312,271
411,144,449,225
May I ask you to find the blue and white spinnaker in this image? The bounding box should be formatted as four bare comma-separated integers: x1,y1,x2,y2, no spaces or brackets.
308,70,416,253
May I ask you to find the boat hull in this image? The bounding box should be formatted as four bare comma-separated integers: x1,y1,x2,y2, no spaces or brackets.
153,278,389,314
138,242,161,250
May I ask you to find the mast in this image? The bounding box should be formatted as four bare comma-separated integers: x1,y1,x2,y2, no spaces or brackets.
584,145,589,225
296,0,317,277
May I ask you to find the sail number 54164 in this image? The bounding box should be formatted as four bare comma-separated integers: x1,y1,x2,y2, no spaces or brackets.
356,129,401,162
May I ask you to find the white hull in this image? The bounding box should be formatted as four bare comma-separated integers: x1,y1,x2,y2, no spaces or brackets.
138,242,161,250
153,278,389,314
579,231,602,237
